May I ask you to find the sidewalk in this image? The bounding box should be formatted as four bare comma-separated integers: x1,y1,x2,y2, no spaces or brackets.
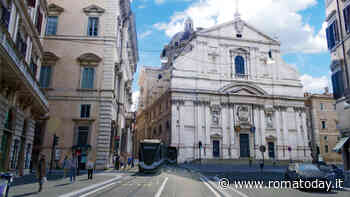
179,163,287,173
8,171,122,197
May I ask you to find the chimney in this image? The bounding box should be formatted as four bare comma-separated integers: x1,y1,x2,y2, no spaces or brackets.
324,87,329,95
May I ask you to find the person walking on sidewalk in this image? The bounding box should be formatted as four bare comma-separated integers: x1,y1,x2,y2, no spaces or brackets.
36,154,47,193
70,154,78,183
87,159,94,180
62,156,69,178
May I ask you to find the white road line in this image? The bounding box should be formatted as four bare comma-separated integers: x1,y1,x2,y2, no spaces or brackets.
79,182,118,197
155,177,169,197
58,175,121,197
204,175,249,197
200,177,222,197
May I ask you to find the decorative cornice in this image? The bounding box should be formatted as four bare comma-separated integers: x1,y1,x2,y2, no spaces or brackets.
47,3,64,16
83,4,105,16
77,53,102,66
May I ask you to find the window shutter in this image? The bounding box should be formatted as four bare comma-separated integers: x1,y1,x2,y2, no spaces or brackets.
337,70,344,97
94,18,99,36
326,26,331,50
331,73,338,99
235,56,245,75
334,20,339,43
88,68,94,89
88,18,92,36
344,7,349,33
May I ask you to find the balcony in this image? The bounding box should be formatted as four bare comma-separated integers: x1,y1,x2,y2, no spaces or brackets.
235,74,249,80
0,23,49,112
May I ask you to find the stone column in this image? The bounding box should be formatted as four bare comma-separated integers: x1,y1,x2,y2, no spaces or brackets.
295,108,302,161
301,111,310,160
281,108,288,160
205,103,211,158
253,105,260,160
260,108,267,158
194,101,198,159
171,100,178,147
275,108,281,160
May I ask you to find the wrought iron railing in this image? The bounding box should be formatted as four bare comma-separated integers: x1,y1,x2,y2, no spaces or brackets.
0,23,49,108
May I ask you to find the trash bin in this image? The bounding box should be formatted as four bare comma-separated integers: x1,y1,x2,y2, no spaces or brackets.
0,173,13,197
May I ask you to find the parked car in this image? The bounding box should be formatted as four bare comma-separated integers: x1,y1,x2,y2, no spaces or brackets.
317,163,345,183
284,163,332,192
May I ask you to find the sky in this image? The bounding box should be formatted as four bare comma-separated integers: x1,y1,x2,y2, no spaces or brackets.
130,0,331,110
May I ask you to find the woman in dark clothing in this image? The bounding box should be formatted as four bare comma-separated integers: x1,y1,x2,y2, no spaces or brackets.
36,154,47,192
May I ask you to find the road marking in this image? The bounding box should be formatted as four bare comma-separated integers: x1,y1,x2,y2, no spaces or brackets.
79,181,118,197
155,177,169,197
200,177,222,197
58,175,121,197
203,175,249,197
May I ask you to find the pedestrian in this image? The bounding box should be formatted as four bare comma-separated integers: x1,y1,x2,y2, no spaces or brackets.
70,154,78,183
62,156,69,178
127,156,132,169
36,154,47,192
131,157,135,168
87,159,94,180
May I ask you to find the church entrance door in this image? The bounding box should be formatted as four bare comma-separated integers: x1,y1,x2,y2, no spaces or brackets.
240,134,250,158
213,140,220,158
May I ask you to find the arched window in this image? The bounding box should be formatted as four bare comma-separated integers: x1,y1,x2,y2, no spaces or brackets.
235,56,245,75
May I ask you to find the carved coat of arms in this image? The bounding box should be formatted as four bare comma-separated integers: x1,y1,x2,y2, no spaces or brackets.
210,104,221,126
236,105,250,124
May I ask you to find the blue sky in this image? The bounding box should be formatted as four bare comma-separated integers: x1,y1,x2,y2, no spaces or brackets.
130,0,331,105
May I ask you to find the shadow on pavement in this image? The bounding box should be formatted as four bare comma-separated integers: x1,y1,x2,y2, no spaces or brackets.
55,183,71,187
11,172,88,187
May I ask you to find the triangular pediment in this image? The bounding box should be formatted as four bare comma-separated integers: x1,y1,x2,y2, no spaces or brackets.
83,4,105,14
197,20,279,44
219,82,268,96
48,3,64,14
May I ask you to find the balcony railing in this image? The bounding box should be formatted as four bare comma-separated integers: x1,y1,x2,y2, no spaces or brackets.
0,3,11,30
235,74,249,80
0,23,49,109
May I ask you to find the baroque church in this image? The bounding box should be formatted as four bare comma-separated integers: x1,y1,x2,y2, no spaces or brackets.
153,12,312,163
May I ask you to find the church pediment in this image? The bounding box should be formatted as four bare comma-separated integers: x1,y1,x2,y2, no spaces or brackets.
219,82,268,96
197,19,279,45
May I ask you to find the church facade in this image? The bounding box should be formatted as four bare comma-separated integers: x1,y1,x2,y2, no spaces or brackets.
160,15,312,163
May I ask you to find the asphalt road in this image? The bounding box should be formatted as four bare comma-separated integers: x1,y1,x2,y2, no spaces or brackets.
85,166,218,197
83,166,350,197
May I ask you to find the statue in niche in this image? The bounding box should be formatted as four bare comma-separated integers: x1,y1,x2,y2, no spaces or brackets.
266,113,273,128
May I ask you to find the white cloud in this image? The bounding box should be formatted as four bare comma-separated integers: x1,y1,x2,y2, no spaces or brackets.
139,30,153,39
131,91,140,112
300,74,330,93
153,0,327,54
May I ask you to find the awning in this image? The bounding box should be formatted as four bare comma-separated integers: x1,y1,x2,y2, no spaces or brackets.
333,137,350,153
